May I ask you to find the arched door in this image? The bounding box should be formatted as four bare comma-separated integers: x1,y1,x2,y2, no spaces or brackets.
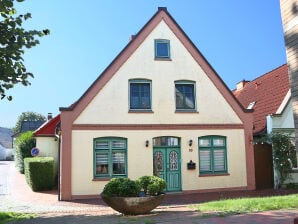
153,137,181,192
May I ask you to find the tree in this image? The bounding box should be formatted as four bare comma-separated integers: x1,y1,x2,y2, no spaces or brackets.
13,111,46,134
0,0,50,101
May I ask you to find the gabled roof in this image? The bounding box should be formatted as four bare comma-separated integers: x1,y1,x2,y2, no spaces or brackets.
233,64,290,135
34,114,60,137
59,7,250,123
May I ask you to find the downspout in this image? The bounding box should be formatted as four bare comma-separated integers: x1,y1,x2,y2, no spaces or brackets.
55,122,61,201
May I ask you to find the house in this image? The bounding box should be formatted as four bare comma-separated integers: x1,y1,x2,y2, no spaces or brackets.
58,7,254,200
233,64,291,137
33,114,60,171
233,64,297,188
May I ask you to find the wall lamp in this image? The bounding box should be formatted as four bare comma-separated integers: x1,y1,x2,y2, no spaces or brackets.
189,139,193,147
145,140,149,147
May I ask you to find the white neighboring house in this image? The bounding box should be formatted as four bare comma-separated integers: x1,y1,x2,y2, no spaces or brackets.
33,114,60,172
267,89,298,184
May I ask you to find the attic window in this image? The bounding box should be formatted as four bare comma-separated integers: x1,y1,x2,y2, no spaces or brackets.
155,39,170,59
247,101,256,109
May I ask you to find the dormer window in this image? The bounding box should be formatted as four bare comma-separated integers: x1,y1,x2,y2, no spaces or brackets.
155,39,170,59
247,101,256,109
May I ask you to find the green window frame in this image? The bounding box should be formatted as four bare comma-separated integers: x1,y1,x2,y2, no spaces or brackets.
198,136,227,174
129,79,152,111
94,137,127,178
175,81,196,111
155,39,170,59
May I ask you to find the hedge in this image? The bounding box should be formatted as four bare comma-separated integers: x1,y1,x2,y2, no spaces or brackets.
14,131,35,173
24,157,55,191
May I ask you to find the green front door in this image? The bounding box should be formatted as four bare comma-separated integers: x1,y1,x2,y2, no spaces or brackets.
153,147,181,192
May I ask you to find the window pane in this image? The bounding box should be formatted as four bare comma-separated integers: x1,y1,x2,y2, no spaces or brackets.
95,153,109,174
175,84,195,109
95,141,109,150
169,150,178,171
175,87,184,108
154,151,163,171
113,152,126,174
153,137,179,146
199,139,211,147
156,41,169,58
214,149,225,171
112,140,126,149
130,83,151,109
213,138,225,147
199,150,211,171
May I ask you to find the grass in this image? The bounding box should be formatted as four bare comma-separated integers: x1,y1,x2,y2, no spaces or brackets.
0,212,35,224
192,194,298,216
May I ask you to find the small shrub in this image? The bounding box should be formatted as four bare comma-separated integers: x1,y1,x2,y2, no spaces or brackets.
14,131,35,173
102,177,141,197
24,157,55,191
136,175,166,196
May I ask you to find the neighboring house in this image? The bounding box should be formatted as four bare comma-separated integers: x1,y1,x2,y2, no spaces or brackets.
33,114,60,171
233,64,297,188
58,7,254,200
12,120,45,139
233,64,290,137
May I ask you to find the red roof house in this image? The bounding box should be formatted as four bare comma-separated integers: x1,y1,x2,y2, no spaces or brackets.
233,64,290,136
34,114,61,137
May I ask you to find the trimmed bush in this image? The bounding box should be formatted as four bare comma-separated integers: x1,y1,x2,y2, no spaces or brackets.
24,157,55,191
102,177,141,197
136,175,166,196
14,131,35,173
102,176,166,198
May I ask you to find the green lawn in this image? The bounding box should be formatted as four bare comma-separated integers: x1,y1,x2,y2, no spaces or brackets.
192,194,298,216
0,212,35,224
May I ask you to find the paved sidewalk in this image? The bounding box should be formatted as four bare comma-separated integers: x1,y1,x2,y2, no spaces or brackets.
1,161,298,223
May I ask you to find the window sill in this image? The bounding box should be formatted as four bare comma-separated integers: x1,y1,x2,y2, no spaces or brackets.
175,110,198,113
92,177,111,181
199,173,230,177
129,110,154,113
154,57,172,61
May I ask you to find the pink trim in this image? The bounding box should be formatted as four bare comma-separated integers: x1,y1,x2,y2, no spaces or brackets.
72,124,244,130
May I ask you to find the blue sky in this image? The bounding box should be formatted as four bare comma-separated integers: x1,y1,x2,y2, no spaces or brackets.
0,0,286,128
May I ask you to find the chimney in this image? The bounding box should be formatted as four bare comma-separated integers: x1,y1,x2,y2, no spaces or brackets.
47,113,53,120
236,80,249,91
129,35,136,42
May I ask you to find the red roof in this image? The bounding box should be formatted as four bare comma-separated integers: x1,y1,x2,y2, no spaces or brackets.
233,64,290,135
34,114,60,137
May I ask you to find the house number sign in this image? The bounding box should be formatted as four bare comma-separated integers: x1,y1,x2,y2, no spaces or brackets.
31,147,39,157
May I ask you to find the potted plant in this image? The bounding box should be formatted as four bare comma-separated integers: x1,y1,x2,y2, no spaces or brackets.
101,175,166,215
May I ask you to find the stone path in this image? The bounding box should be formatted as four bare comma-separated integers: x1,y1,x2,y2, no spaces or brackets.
1,161,298,223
